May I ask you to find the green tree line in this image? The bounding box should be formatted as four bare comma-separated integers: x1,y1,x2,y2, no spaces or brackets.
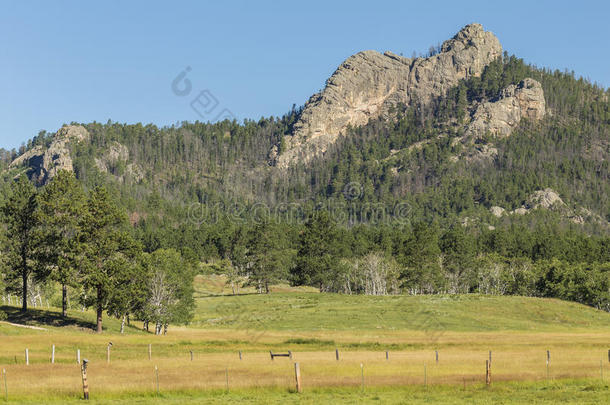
0,172,195,333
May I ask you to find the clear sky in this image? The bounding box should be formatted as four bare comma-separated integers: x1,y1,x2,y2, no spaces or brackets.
1,0,608,150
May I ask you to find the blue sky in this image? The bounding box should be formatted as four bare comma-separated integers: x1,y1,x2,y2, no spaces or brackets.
1,0,608,150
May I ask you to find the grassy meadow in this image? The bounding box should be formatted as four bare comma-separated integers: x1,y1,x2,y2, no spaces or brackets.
0,275,608,403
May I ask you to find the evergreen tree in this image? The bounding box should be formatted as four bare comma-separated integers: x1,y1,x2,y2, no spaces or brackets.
399,222,444,293
247,220,293,293
105,253,146,333
36,170,86,317
440,225,476,293
80,186,139,333
0,176,40,311
292,210,341,291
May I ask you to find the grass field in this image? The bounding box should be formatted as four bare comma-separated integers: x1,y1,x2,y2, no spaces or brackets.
0,275,609,403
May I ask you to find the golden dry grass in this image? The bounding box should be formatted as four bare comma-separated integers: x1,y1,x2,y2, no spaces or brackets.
0,327,608,400
1,290,609,402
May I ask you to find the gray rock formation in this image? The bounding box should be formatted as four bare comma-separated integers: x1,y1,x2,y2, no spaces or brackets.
508,188,564,215
94,141,144,183
490,206,506,217
449,78,545,162
95,141,130,173
465,78,546,138
274,23,502,168
524,188,563,210
496,188,606,227
10,125,89,183
9,125,145,185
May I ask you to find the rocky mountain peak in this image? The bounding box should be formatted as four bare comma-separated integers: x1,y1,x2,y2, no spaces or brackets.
9,125,89,184
273,23,504,168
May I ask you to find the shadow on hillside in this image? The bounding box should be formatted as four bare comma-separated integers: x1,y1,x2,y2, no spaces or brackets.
199,292,264,298
0,305,96,330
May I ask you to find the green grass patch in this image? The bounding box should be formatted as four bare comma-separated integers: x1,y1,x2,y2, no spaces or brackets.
2,379,608,404
192,291,610,333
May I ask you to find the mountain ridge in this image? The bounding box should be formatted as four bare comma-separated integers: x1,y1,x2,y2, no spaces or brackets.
1,23,608,235
273,23,509,168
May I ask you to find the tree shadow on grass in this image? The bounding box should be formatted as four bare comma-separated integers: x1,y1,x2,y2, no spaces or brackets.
0,305,96,330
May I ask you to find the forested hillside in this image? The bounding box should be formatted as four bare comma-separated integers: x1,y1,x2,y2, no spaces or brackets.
1,50,609,315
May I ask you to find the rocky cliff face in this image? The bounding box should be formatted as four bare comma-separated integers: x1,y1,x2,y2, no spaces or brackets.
274,23,503,168
95,141,145,183
465,78,546,138
9,125,89,184
488,188,608,227
8,125,145,185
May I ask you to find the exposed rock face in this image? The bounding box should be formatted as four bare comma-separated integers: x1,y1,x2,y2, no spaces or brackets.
9,125,145,185
524,188,563,210
508,188,564,215
125,163,145,183
95,141,144,183
491,188,606,227
448,78,545,163
10,125,89,184
490,206,506,217
274,23,502,168
465,78,546,138
95,141,130,172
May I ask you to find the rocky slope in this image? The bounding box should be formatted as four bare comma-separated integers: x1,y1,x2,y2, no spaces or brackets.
451,77,546,162
273,23,503,167
9,125,89,184
7,125,144,185
94,141,144,183
465,78,546,138
273,23,547,168
490,188,607,227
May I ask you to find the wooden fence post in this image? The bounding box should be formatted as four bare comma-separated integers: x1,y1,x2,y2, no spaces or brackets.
148,344,152,361
190,350,193,361
485,360,491,386
386,351,389,361
546,350,550,379
107,344,111,364
335,348,339,361
360,363,364,391
25,349,29,366
154,365,159,396
77,349,80,365
51,345,55,364
294,362,302,393
239,350,242,361
225,368,229,392
424,363,427,387
435,350,439,364
81,359,89,400
2,368,7,402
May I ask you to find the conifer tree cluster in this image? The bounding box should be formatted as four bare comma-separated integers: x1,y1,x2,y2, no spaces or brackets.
0,172,195,333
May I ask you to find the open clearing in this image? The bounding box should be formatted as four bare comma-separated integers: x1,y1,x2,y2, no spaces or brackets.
0,276,609,403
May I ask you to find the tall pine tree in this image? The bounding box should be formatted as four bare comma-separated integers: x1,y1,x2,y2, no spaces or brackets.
36,170,86,317
1,176,40,311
